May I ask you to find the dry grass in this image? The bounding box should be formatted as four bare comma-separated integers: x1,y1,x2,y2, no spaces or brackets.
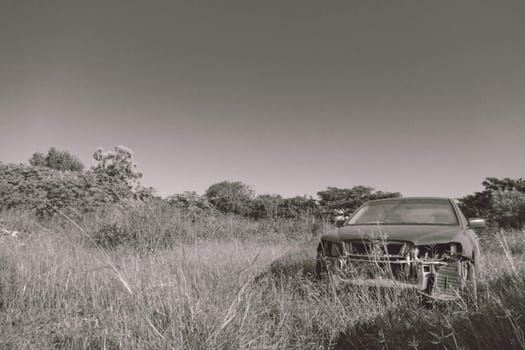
1,208,524,349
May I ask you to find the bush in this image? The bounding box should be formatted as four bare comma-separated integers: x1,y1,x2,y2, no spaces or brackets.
249,195,319,220
0,146,148,217
29,147,84,172
491,191,525,229
205,181,254,216
459,177,525,229
0,164,127,217
93,222,130,247
166,191,213,212
317,186,401,211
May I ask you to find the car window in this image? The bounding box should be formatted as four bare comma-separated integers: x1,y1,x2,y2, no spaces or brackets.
348,200,458,225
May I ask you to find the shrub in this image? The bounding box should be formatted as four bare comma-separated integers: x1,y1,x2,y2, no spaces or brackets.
0,146,148,217
277,196,319,219
0,164,123,217
491,190,525,229
166,191,213,212
205,181,254,216
93,222,130,247
249,194,283,219
317,186,401,211
249,195,319,220
92,146,142,191
29,147,84,172
459,177,525,229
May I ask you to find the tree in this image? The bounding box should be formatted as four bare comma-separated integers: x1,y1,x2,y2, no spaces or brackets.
205,181,254,216
166,191,213,222
482,177,525,192
459,177,525,228
29,147,84,172
458,191,493,219
134,186,159,201
278,196,318,218
91,146,143,200
2,146,152,216
317,186,401,211
0,163,113,217
92,146,142,185
491,190,525,229
28,152,46,167
250,194,283,219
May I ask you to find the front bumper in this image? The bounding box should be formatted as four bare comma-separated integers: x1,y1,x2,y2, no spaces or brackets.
323,256,466,300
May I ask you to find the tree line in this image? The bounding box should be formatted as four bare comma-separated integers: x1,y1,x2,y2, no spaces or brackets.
0,146,523,228
196,181,400,221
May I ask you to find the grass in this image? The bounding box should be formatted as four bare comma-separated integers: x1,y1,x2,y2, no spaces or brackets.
1,205,525,349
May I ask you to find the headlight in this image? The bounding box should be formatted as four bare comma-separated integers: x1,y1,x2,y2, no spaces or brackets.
414,243,462,261
449,243,462,255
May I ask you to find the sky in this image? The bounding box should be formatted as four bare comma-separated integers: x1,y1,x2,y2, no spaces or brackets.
1,0,524,198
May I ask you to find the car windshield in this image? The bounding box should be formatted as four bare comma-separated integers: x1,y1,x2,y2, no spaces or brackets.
347,199,458,225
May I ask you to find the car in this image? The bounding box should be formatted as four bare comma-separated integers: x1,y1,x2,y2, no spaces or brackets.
316,197,485,300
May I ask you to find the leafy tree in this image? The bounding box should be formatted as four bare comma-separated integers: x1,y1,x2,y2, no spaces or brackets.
482,177,525,192
92,146,143,200
166,191,212,211
317,186,401,212
458,191,493,219
205,181,254,216
2,146,153,216
459,177,525,228
28,152,46,167
491,190,525,229
0,164,113,217
92,146,142,185
134,186,159,201
29,147,84,172
278,196,318,218
250,194,283,219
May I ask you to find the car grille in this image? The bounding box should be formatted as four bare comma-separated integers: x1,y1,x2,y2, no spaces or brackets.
344,240,408,257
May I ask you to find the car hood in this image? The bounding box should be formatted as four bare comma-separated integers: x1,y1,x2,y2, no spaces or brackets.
321,225,464,246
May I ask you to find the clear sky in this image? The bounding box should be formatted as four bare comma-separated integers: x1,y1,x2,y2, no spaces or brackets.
1,0,524,198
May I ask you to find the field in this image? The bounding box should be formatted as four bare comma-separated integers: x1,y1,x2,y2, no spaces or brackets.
1,204,525,349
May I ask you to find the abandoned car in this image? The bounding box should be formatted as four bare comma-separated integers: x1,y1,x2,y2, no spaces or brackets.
316,197,485,300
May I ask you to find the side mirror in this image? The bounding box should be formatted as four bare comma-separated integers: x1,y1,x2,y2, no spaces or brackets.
468,218,486,228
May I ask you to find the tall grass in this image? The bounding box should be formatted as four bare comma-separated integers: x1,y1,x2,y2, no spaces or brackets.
1,206,524,349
